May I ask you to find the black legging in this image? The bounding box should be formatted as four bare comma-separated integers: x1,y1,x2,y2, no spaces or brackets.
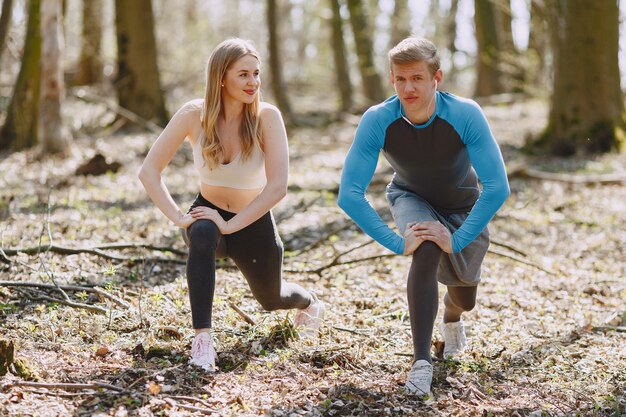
407,241,477,363
184,194,311,329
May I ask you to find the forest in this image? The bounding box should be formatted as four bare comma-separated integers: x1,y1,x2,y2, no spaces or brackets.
0,0,625,416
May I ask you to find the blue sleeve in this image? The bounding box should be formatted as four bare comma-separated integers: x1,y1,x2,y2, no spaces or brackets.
452,103,510,253
337,110,405,255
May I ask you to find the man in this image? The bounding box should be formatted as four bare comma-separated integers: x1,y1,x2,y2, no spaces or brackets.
338,37,509,396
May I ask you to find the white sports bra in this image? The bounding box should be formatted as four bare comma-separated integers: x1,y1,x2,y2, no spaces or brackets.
192,136,267,189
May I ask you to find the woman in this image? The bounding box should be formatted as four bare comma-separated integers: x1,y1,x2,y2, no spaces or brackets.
139,38,324,372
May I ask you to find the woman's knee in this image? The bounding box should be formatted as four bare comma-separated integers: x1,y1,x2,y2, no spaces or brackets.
257,297,282,312
187,220,220,252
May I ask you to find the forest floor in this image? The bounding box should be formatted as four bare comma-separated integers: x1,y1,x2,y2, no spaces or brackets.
0,97,625,417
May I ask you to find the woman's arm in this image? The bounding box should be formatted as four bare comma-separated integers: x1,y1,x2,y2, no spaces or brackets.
138,102,199,228
200,104,289,234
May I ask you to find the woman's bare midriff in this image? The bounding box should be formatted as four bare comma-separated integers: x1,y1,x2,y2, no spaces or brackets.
200,183,264,213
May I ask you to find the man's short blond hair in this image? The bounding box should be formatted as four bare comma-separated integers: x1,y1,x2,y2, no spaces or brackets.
388,37,440,76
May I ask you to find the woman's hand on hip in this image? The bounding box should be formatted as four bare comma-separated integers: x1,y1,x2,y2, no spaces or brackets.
189,206,231,234
177,212,197,229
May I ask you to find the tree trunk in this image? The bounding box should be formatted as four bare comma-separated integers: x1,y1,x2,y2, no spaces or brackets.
40,0,71,155
0,0,41,151
329,0,352,112
75,0,102,85
543,0,623,155
346,0,385,104
266,0,293,122
494,0,515,52
529,0,549,89
0,0,14,65
114,0,168,126
445,0,459,80
389,0,410,49
473,0,505,96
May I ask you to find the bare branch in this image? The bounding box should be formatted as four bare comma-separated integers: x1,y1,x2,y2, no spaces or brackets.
228,302,257,326
9,380,125,392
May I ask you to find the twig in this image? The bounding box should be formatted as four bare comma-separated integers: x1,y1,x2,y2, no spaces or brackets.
592,326,626,333
332,326,374,335
0,281,132,309
487,248,557,275
1,244,185,264
9,380,125,392
38,191,72,304
163,397,221,415
95,242,187,256
73,90,162,133
490,239,528,257
33,294,108,314
93,287,133,309
508,165,626,185
285,221,353,258
286,253,396,275
165,395,221,412
228,302,257,325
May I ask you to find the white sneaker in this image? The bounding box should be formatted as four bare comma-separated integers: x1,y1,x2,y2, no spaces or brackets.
189,332,217,372
294,292,325,338
405,359,433,396
440,320,467,359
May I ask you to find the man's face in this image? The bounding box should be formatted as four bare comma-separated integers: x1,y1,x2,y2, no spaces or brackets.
390,61,440,117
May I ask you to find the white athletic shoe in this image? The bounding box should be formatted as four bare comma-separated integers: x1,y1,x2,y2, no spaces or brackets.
440,320,467,359
294,292,325,338
405,359,433,396
189,332,217,372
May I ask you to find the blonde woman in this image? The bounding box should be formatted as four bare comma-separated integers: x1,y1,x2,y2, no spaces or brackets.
139,39,324,372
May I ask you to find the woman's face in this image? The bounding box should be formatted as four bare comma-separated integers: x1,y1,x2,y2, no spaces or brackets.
222,54,260,105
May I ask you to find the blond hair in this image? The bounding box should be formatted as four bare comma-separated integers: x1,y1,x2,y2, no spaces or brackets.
388,37,440,76
200,38,262,169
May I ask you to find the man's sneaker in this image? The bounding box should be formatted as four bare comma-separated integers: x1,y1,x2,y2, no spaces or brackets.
440,320,467,359
294,292,325,338
189,332,217,372
405,359,433,396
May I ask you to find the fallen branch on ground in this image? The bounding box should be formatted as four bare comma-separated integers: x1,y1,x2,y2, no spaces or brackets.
73,90,162,134
508,165,626,185
228,302,257,326
163,397,221,415
0,281,132,309
8,380,125,392
1,244,185,265
487,248,557,275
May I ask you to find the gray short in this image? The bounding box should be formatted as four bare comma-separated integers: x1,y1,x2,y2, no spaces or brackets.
386,182,489,287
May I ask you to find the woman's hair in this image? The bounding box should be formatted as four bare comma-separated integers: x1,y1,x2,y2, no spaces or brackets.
200,38,262,169
388,37,440,76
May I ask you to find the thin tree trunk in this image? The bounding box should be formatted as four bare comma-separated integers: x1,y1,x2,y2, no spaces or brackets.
329,0,352,112
266,0,293,121
474,0,504,96
346,0,384,104
40,0,71,155
114,0,168,126
0,0,14,65
0,0,41,151
75,0,102,85
543,0,623,155
389,0,410,49
529,0,549,89
445,0,459,79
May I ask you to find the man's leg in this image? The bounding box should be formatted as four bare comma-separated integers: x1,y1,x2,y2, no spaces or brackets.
407,241,442,362
440,285,477,359
443,286,477,323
